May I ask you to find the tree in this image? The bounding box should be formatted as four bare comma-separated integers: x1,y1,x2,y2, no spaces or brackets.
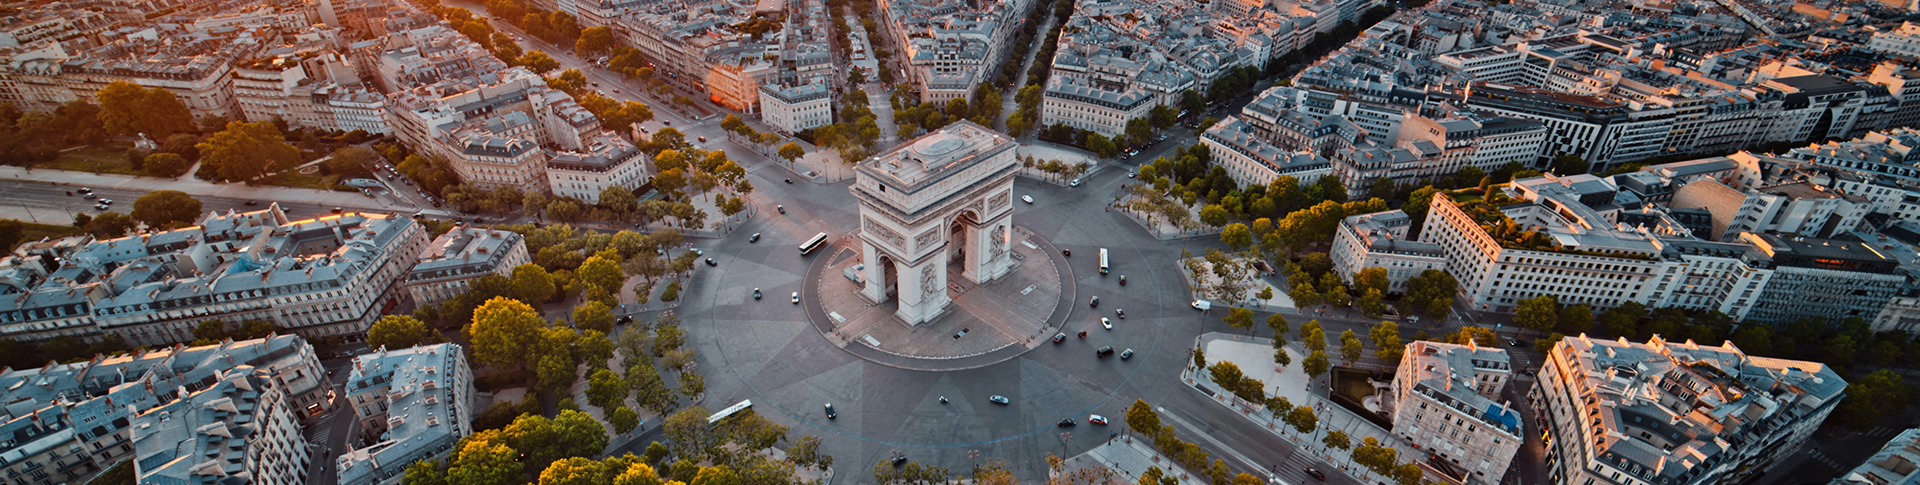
198,121,299,181
1302,320,1326,352
1087,132,1117,159
512,263,558,304
1354,267,1389,295
586,367,628,410
1222,307,1255,334
575,26,616,56
539,458,609,485
1404,269,1457,319
1834,369,1910,430
1303,350,1330,381
1513,295,1559,333
447,440,521,485
0,220,19,253
1290,281,1323,309
1370,321,1403,364
1557,304,1593,335
1199,204,1229,228
96,81,193,139
1323,430,1351,451
1285,406,1318,435
627,363,673,414
1216,222,1255,252
1534,333,1564,355
1267,314,1290,339
369,315,429,350
1339,329,1363,364
1193,347,1206,369
1357,288,1386,318
131,190,202,229
1551,153,1590,175
144,152,192,177
573,300,615,333
579,255,625,296
1446,326,1499,347
523,51,561,72
403,459,447,485
468,297,545,369
85,212,134,238
1125,399,1164,441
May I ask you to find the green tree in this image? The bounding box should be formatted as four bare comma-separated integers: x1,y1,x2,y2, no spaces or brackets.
402,459,447,485
777,143,805,165
512,263,558,304
1323,430,1351,451
143,152,192,177
1404,269,1457,319
1551,153,1591,175
468,296,546,369
1401,186,1441,235
446,440,521,485
1370,321,1403,364
1125,400,1164,441
1534,333,1564,355
1446,326,1499,347
586,367,628,410
575,26,616,56
538,457,609,485
1221,223,1252,251
1357,288,1386,318
573,300,615,333
84,212,134,238
1834,369,1910,430
522,51,561,72
96,81,193,139
579,254,625,296
1354,267,1389,295
130,190,202,228
1222,307,1255,334
1087,132,1117,159
1339,329,1363,364
368,315,429,350
1557,304,1593,335
627,363,673,414
1199,204,1229,227
198,121,299,181
1303,350,1330,381
1267,314,1291,339
1515,295,1558,332
1290,281,1322,309
1285,406,1318,435
1301,320,1326,352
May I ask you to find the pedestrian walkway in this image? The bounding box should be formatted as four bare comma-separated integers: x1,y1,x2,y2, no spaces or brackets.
1063,438,1205,485
1804,448,1850,471
1186,332,1425,485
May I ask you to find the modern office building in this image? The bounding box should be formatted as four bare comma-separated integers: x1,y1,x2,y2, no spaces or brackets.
1740,232,1906,325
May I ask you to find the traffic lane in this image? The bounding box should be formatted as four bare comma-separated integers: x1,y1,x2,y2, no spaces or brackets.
26,186,365,221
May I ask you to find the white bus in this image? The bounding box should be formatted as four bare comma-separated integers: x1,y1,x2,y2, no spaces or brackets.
1099,248,1110,275
799,232,829,255
708,399,753,424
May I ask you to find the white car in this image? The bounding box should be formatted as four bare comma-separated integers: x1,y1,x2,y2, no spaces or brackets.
1089,414,1109,425
1069,179,1082,187
791,292,800,304
1101,317,1112,330
1191,300,1212,310
1022,195,1034,204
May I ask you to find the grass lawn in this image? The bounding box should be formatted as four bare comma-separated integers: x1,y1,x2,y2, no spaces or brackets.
257,171,339,190
22,221,86,242
36,145,142,176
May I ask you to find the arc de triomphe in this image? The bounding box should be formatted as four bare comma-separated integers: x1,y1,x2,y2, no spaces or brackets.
849,121,1019,326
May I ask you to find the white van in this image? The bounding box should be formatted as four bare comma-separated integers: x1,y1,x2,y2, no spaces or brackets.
1190,300,1212,310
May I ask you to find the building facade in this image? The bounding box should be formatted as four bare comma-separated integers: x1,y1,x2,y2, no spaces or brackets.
403,227,530,307
1388,340,1523,485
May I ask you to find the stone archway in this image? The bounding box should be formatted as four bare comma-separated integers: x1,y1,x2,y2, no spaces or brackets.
950,210,980,281
878,254,898,297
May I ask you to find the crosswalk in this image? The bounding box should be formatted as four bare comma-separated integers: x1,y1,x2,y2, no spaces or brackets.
1859,427,1903,438
1268,447,1346,485
1806,448,1852,471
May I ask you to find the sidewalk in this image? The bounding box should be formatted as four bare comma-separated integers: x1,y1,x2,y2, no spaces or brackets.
1185,332,1425,485
0,165,413,211
1061,437,1206,485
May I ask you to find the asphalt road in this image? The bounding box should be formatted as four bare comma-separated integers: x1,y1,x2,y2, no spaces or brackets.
0,180,390,222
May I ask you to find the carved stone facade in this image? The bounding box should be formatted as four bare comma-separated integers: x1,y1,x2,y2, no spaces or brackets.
850,121,1019,326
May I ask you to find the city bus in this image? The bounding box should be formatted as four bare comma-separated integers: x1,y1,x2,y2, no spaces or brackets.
708,400,752,424
799,232,829,255
1099,248,1110,275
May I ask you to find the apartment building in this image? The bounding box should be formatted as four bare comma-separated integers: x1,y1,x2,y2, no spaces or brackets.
336,343,475,485
1040,76,1157,137
403,227,529,307
1668,180,1871,241
546,133,651,203
1831,428,1920,485
1332,113,1546,196
879,0,1036,104
760,82,832,134
1202,116,1333,189
1867,22,1920,60
1331,210,1447,295
0,335,328,485
1530,335,1845,485
131,366,311,485
1388,341,1523,485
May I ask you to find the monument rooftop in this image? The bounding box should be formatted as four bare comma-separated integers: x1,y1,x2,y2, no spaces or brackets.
857,121,1016,196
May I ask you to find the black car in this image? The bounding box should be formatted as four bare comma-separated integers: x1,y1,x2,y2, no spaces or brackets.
1119,275,1126,285
1052,333,1067,344
1120,348,1134,360
244,200,258,206
1096,346,1115,357
705,258,717,266
1089,296,1099,308
1057,418,1076,427
1116,309,1125,319
616,315,634,326
1304,468,1327,481
753,288,762,299
825,403,837,419
1062,249,1071,256
331,207,344,214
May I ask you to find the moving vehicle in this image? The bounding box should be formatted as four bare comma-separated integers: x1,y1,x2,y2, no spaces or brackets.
799,232,829,255
824,403,836,419
750,233,761,242
1057,418,1076,427
1069,178,1081,187
1089,415,1108,425
753,288,762,299
94,203,109,210
704,258,717,266
83,193,95,199
1089,296,1099,307
1101,317,1112,330
777,205,787,214
1052,333,1067,344
1191,300,1212,310
1119,275,1127,285
1115,309,1125,319
1022,195,1033,204
1096,346,1114,357
1120,349,1134,360
100,199,112,205
1304,469,1327,481
989,395,1010,404
707,400,753,424
791,292,800,304
1098,248,1109,275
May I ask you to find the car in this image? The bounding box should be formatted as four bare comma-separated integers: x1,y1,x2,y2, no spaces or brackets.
824,403,836,419
750,233,761,242
82,193,96,199
78,187,91,193
1052,333,1067,344
777,205,786,214
753,288,762,299
612,89,619,93
989,395,1010,405
99,199,112,205
591,82,599,87
791,292,800,304
431,200,442,207
1119,275,1126,285
784,178,793,184
1101,317,1112,330
1191,300,1212,310
245,200,258,206
1509,339,1528,347
704,257,717,266
1062,249,1071,256
1128,170,1137,178
1057,418,1076,427
697,136,707,143
1089,415,1109,425
1022,195,1034,204
1069,178,1081,187
331,207,344,214
1089,296,1099,307
1120,348,1134,360
95,203,110,210
1096,346,1115,357
1115,309,1125,319
690,248,704,255
1304,468,1327,481
616,315,634,326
